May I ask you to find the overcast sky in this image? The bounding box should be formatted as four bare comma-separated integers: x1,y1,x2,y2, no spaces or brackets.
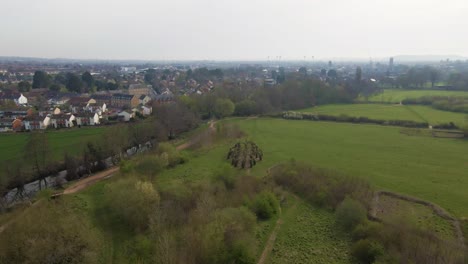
1,0,468,60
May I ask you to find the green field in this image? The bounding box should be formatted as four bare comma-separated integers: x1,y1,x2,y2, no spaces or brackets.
364,89,468,103
0,127,107,163
223,118,468,217
300,104,468,126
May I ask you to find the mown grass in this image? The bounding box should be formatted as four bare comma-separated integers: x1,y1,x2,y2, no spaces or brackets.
362,89,468,103
269,196,352,263
300,104,468,126
230,118,468,217
0,127,107,163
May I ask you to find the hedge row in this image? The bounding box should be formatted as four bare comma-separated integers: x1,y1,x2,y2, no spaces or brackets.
283,112,430,128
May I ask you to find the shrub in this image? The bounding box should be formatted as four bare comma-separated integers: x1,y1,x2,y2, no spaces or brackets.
249,191,279,220
0,200,102,264
352,222,382,241
351,239,384,264
104,177,160,231
335,197,367,231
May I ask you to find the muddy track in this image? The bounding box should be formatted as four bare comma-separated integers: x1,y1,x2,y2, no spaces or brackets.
371,190,465,249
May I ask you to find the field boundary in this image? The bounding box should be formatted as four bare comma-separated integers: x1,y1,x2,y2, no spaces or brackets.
371,190,465,248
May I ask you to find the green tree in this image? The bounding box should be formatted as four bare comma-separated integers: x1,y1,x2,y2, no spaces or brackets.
355,67,362,84
227,141,263,169
0,200,102,264
214,98,235,118
298,67,307,77
81,71,94,89
104,177,160,231
144,69,157,84
335,197,367,231
49,83,61,92
17,81,31,92
66,73,84,93
32,71,51,89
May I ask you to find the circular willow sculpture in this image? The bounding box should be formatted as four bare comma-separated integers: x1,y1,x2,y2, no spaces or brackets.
227,141,263,169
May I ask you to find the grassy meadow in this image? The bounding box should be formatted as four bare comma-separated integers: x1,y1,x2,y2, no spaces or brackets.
227,118,468,217
300,104,468,126
363,89,468,103
0,127,107,163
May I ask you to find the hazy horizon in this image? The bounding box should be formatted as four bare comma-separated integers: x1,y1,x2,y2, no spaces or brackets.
2,0,468,61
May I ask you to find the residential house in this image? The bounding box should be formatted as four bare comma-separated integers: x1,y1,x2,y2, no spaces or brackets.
0,91,20,105
74,113,100,126
49,114,72,128
0,118,12,132
128,84,157,98
18,94,28,105
23,115,46,131
0,110,28,119
141,105,152,116
139,95,151,105
117,111,133,122
131,95,140,108
12,119,23,131
47,93,71,106
154,94,175,105
111,93,134,108
91,94,112,106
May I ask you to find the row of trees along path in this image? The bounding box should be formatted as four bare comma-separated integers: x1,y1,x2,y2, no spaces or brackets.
0,120,217,235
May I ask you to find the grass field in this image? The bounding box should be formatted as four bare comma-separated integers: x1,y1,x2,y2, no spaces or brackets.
269,196,352,263
300,104,468,126
363,89,468,103
224,118,468,217
0,127,107,164
18,118,466,262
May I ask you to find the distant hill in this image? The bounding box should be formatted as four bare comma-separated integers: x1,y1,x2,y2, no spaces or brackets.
393,55,467,62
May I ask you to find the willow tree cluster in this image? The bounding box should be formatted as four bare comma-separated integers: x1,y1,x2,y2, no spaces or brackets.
227,141,263,169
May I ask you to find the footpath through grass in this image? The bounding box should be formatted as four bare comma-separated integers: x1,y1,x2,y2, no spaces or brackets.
232,118,468,217
300,104,468,127
269,196,352,263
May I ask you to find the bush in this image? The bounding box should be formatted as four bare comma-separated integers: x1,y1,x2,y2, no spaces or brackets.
249,191,279,220
157,142,187,167
352,222,382,241
351,239,384,264
335,197,367,231
0,201,102,264
104,177,160,231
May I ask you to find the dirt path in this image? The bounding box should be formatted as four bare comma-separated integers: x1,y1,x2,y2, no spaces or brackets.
176,120,216,151
257,191,300,264
257,217,283,264
62,166,120,195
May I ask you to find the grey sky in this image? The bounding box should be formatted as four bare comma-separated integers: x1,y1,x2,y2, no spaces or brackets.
1,0,468,60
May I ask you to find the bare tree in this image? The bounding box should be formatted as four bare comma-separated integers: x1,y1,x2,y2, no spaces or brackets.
24,132,50,189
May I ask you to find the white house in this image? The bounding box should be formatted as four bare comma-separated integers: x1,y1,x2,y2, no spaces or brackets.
18,94,28,105
141,105,152,116
69,114,76,127
93,113,100,125
117,111,132,122
139,95,151,105
53,108,61,115
43,116,51,127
